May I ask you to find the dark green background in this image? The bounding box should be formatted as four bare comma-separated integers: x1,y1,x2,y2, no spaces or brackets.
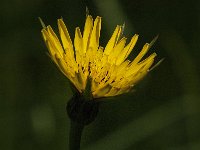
1,0,200,149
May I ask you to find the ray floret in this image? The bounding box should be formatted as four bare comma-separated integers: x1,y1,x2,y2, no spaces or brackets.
41,15,157,98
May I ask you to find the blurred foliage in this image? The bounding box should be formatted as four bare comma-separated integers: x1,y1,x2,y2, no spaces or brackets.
0,0,199,150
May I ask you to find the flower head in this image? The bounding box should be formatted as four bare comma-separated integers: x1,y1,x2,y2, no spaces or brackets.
41,15,157,98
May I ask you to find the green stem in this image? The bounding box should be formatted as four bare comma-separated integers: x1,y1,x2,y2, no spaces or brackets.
67,93,99,150
69,121,84,150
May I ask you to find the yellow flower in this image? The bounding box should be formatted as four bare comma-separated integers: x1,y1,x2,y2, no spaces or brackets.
41,15,157,98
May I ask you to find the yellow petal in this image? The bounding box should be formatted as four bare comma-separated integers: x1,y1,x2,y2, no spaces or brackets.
114,60,130,80
46,26,64,56
58,19,73,51
125,53,156,78
74,27,83,64
104,25,122,55
74,27,83,55
83,15,93,53
41,29,56,56
58,19,74,59
130,43,150,67
93,84,112,98
108,37,126,64
138,52,157,66
127,53,156,84
116,86,131,95
116,34,138,65
89,16,101,51
42,28,64,61
104,87,119,97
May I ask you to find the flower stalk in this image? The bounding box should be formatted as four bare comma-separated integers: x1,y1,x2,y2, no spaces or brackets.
69,120,84,150
67,93,99,150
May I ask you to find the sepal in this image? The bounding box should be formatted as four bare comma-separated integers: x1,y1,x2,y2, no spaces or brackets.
67,93,99,125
